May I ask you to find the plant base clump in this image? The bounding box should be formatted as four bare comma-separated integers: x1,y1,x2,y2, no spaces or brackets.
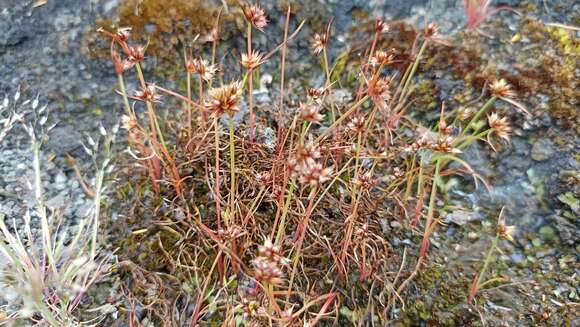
97,3,530,326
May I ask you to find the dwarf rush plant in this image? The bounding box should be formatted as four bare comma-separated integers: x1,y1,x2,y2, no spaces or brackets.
98,3,529,325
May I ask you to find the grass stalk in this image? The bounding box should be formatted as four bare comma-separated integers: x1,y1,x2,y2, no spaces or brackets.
32,141,55,273
117,74,132,116
247,22,255,143
186,70,192,138
228,112,236,223
419,158,440,258
214,118,222,228
399,40,428,102
459,96,497,140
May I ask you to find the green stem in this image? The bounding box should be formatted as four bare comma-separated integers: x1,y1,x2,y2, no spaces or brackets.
32,142,55,272
285,188,317,303
247,22,255,143
458,129,491,150
420,158,440,258
460,96,497,139
400,40,428,102
322,47,335,124
476,235,499,289
117,74,132,116
228,113,236,223
403,153,417,203
214,119,222,227
352,132,363,199
90,169,104,261
186,71,192,138
275,178,295,244
135,63,167,147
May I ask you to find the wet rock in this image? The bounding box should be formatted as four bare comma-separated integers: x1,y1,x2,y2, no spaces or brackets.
551,214,579,247
46,191,68,209
531,138,555,161
54,171,67,186
369,0,430,19
48,125,82,155
538,225,557,243
445,209,476,226
390,220,403,229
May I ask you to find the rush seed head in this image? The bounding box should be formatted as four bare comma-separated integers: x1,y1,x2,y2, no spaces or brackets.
457,107,476,121
439,120,453,135
111,50,124,75
428,136,462,154
346,114,365,134
121,115,137,131
367,76,392,110
243,4,268,31
307,87,328,100
496,211,516,242
295,138,321,163
375,19,390,34
424,22,440,39
206,81,241,116
187,58,217,81
258,238,283,263
355,170,378,190
128,45,146,63
489,79,516,98
487,112,511,142
311,33,328,55
133,84,161,103
252,257,284,285
298,158,332,187
299,102,324,124
241,50,265,69
116,27,132,42
369,50,394,66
